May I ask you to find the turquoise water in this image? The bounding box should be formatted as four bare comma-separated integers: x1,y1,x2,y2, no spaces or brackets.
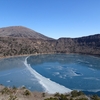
0,54,100,95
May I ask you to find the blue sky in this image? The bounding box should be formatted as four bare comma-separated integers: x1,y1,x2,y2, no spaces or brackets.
0,0,100,39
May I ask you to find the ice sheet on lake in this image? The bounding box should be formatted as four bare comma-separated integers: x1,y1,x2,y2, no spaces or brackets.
24,56,72,94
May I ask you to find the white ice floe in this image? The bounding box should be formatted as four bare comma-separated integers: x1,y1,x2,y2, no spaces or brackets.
7,80,11,82
88,68,95,71
24,56,72,94
0,73,11,77
53,72,60,76
87,89,100,92
84,77,100,81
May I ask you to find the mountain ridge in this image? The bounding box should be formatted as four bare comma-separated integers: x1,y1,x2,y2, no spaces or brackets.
0,26,53,40
0,26,100,57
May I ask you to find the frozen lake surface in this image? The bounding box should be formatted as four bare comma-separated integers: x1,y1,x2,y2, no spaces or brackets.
0,54,100,95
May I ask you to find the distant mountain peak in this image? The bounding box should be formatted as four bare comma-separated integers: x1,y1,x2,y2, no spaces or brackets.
0,26,53,40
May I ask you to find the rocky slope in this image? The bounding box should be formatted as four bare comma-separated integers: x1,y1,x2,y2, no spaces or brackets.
0,26,52,40
0,85,92,100
56,34,100,55
0,85,54,100
0,26,100,57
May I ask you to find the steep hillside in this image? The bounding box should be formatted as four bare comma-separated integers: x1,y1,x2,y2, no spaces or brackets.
0,26,52,40
56,34,100,55
0,26,100,57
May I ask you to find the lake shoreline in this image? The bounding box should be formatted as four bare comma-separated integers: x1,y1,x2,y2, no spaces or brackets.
0,84,93,100
0,52,100,60
0,53,100,98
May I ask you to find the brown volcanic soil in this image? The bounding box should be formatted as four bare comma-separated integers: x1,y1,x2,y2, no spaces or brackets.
0,26,100,57
0,26,52,40
0,85,54,100
0,85,90,100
